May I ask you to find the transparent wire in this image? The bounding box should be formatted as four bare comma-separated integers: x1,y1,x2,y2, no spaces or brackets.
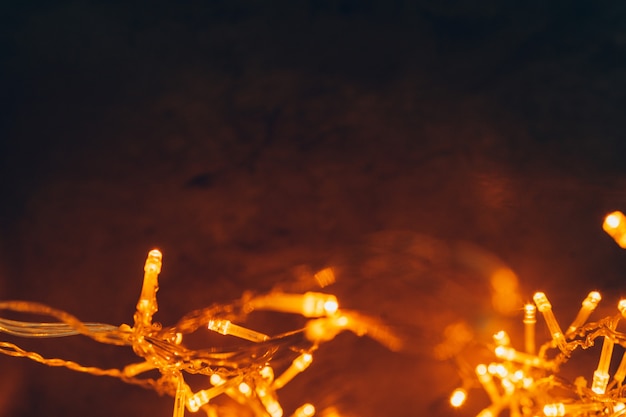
0,250,400,417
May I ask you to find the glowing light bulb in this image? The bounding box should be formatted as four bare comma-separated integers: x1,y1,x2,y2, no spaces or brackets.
603,211,626,248
134,249,162,327
523,303,536,354
186,381,233,412
543,403,565,417
0,248,397,417
592,328,615,394
494,346,552,370
265,400,283,417
207,319,269,342
272,352,313,389
533,292,567,351
248,292,339,317
122,360,156,377
210,373,224,386
450,388,467,408
618,299,626,319
292,403,316,417
187,390,211,412
238,382,252,396
260,366,274,382
476,364,500,403
566,291,601,335
477,406,497,417
493,330,510,346
323,299,339,315
544,402,604,416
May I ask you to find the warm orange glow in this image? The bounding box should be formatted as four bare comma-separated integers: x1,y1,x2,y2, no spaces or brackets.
187,390,212,413
543,403,565,417
323,299,339,315
603,211,626,248
449,388,467,408
207,319,269,342
318,407,341,417
265,399,283,417
566,291,601,335
249,292,339,317
135,248,162,327
618,299,626,318
293,403,316,417
272,352,313,390
336,315,349,326
238,382,252,396
494,345,551,369
475,364,500,403
524,304,536,322
490,363,508,379
533,292,566,351
210,373,224,386
476,364,488,376
494,346,511,361
523,303,536,354
296,353,313,369
544,402,604,416
592,336,614,394
477,409,495,417
493,330,510,346
0,250,400,417
490,268,521,315
260,366,274,381
512,369,524,382
433,321,474,360
606,212,622,229
614,352,626,385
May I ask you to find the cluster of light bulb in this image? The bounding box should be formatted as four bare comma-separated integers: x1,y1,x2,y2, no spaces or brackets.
450,211,626,417
0,249,401,417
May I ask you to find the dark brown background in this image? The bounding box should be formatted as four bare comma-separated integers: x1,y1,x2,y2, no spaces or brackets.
1,1,626,416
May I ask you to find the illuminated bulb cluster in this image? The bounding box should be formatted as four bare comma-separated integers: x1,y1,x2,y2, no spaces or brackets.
0,250,401,417
449,211,626,417
450,290,626,416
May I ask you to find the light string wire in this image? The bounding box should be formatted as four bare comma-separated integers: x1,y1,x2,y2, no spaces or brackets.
0,249,402,417
449,211,626,417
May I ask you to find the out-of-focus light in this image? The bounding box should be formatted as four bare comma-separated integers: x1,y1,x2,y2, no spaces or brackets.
523,303,536,354
543,403,565,417
566,291,601,335
533,292,567,351
238,382,252,396
292,403,316,417
603,211,626,248
490,268,521,315
449,388,467,408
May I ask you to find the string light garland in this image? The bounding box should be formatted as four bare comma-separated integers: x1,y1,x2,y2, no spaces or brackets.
449,211,626,417
0,249,402,417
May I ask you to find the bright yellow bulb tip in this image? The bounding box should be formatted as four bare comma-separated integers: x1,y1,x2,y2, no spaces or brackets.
450,388,467,408
476,364,488,375
296,403,316,417
238,382,252,395
605,212,623,229
543,403,565,417
144,249,163,273
324,300,339,315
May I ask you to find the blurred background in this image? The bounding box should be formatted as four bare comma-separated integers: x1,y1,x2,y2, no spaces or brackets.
1,1,626,416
